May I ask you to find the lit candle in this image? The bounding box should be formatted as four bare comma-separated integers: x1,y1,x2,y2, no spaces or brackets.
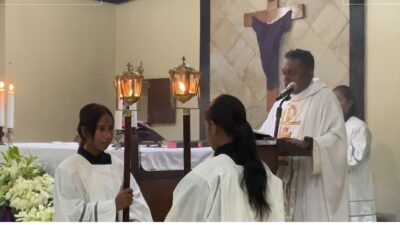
6,84,14,128
0,82,5,127
128,80,133,97
116,80,123,110
178,81,186,94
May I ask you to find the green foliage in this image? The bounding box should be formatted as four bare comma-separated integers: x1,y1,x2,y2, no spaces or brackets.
0,146,54,221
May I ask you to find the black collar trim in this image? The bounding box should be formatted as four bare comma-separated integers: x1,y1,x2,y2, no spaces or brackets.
78,146,111,165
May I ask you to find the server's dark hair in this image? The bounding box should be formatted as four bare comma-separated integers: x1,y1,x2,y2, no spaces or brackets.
285,48,315,71
206,94,270,219
77,103,113,147
334,85,356,120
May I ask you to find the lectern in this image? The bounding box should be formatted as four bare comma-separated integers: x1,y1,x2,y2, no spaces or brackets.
255,132,311,174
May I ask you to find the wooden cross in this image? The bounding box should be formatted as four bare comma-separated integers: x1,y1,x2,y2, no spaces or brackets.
244,0,304,26
243,0,305,111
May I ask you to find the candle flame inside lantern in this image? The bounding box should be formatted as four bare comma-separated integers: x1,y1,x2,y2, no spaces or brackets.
178,82,186,93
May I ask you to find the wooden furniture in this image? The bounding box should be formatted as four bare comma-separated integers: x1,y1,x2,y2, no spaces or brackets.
132,137,308,221
146,78,176,125
257,138,311,173
134,169,185,222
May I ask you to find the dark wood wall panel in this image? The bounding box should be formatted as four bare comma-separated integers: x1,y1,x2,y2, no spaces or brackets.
147,78,176,125
199,0,211,139
350,0,366,120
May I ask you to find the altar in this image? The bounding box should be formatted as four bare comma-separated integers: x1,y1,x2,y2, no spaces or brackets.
0,142,214,176
0,141,286,221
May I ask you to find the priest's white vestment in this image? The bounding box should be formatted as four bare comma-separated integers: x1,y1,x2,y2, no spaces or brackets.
53,154,153,222
346,116,376,221
165,154,285,222
259,78,349,221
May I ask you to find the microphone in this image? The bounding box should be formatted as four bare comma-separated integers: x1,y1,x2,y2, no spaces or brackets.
276,82,297,101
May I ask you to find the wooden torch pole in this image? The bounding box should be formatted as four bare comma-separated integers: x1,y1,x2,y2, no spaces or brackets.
123,107,132,222
183,108,191,175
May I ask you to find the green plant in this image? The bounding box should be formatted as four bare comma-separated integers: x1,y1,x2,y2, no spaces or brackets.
0,146,54,222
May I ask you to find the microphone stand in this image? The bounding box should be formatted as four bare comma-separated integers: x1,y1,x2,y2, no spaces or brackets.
274,94,291,138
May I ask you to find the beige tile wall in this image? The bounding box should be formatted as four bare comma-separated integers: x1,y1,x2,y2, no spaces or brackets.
211,0,349,128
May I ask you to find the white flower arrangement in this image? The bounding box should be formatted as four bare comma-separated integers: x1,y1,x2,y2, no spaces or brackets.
0,146,54,222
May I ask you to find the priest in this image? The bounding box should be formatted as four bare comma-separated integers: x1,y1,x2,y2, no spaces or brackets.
259,49,349,221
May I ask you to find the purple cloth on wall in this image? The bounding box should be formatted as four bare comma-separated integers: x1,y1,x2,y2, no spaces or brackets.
252,10,292,90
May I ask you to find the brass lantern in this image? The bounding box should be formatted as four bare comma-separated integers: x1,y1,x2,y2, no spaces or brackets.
114,63,144,106
112,62,144,221
169,56,200,104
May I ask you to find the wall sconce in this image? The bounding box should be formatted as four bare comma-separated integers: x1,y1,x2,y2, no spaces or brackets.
169,56,200,174
113,62,143,222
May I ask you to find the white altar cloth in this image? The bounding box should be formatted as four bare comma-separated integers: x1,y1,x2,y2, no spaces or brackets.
0,142,214,176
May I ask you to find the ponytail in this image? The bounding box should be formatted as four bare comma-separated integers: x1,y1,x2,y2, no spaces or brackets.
206,95,270,219
234,122,270,219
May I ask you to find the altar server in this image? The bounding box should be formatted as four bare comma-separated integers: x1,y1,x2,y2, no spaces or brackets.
334,85,377,222
165,94,284,222
53,103,152,222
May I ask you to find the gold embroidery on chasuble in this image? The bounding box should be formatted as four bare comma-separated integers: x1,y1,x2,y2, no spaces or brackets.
277,102,302,221
278,103,301,138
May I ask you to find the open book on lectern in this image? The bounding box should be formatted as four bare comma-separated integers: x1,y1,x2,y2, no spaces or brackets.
253,129,277,145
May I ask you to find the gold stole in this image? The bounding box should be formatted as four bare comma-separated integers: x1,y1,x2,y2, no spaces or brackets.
277,101,308,221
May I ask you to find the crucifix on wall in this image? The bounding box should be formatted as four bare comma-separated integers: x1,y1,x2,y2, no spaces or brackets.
244,0,305,112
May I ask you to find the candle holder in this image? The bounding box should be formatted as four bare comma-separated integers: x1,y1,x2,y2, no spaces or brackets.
113,130,124,150
6,128,13,145
0,127,5,145
169,57,201,175
113,62,144,222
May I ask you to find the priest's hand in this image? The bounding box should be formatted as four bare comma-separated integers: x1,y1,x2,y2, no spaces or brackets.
115,188,133,210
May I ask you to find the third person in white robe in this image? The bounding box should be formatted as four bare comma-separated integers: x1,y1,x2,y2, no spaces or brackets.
334,85,377,221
